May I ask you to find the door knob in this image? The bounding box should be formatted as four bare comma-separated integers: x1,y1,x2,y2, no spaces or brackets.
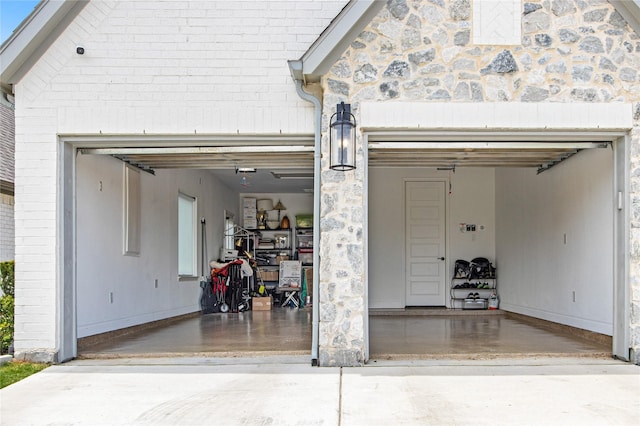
438,257,445,260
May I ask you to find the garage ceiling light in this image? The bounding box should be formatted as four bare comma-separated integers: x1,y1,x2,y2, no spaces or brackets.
236,167,256,173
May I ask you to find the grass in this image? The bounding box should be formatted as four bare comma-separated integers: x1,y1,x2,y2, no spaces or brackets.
0,361,48,389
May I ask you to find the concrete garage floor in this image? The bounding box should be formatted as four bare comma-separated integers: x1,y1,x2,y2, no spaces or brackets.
79,309,611,360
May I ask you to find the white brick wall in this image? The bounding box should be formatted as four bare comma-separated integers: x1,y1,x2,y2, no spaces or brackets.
13,0,346,358
21,0,346,134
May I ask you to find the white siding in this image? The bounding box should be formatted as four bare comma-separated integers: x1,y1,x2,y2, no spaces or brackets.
0,194,14,262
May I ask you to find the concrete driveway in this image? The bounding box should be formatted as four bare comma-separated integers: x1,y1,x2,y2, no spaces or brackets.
1,356,638,425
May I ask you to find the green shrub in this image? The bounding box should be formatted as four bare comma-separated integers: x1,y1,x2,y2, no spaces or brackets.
0,261,15,354
0,261,15,297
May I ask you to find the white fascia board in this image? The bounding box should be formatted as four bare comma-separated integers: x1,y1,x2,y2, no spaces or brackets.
0,0,87,92
609,0,640,36
360,102,634,132
298,0,384,83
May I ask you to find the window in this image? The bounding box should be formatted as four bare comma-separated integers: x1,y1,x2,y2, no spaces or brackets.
178,192,197,277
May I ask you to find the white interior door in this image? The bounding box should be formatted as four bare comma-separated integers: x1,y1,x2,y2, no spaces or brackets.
405,181,446,306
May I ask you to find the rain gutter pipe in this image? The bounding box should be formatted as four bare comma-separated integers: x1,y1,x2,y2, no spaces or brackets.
288,60,321,366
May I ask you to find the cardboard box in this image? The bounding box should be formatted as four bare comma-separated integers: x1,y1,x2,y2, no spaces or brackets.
276,255,289,265
260,270,279,282
252,296,272,311
304,267,313,291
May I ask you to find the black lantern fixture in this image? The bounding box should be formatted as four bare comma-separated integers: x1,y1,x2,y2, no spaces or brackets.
329,102,356,171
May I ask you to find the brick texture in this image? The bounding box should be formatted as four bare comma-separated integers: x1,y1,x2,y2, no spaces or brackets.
12,0,346,358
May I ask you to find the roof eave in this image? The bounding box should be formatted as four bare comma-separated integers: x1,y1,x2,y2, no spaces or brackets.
289,0,384,83
0,0,88,94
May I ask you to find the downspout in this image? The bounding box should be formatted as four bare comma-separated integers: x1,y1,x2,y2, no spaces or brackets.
288,60,321,366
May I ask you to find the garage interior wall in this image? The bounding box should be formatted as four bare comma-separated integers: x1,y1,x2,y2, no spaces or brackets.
76,154,238,338
368,167,495,309
496,147,614,335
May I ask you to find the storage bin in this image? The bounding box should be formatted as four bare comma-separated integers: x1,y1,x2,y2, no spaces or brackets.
462,298,487,310
296,214,313,228
298,249,313,265
243,198,257,208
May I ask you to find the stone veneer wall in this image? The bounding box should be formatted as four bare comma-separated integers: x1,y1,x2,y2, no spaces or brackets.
317,0,640,365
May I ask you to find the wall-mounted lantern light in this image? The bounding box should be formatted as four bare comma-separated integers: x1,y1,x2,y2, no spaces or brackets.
329,102,356,171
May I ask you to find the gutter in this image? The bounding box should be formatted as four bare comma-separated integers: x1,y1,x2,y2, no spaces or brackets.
288,60,321,366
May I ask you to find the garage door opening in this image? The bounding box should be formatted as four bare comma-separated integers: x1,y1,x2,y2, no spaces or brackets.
366,134,627,361
67,135,317,360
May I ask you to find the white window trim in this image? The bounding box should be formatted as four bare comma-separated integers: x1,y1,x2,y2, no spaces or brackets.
178,192,197,278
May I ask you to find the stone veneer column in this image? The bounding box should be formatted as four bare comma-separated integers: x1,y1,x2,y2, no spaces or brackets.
317,105,366,366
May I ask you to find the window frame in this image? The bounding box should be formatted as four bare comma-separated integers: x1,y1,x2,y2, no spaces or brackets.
177,192,197,278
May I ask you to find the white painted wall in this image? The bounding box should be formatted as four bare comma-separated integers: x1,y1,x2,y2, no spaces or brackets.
496,148,614,335
76,154,237,337
368,168,495,309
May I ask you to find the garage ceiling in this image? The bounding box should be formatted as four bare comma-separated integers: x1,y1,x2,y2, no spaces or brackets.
368,141,610,172
77,135,316,193
367,130,616,173
76,132,613,193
